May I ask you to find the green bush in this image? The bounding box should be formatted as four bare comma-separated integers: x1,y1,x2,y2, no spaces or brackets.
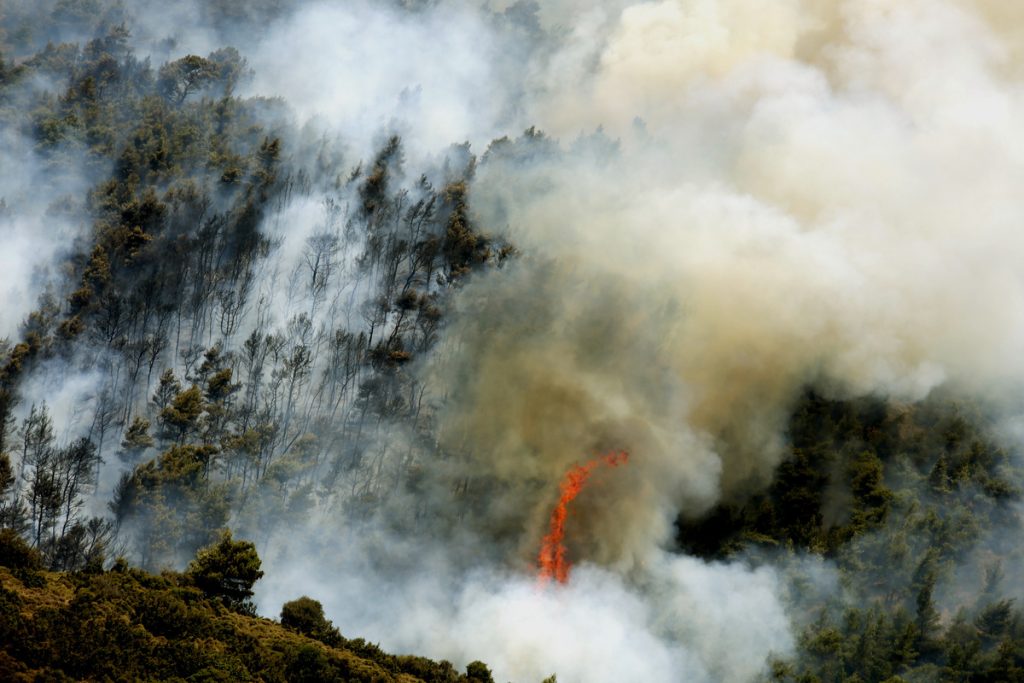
281,596,341,646
0,528,41,569
185,530,263,610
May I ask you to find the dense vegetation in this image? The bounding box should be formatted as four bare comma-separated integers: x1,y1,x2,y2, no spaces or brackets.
0,529,495,682
676,392,1024,682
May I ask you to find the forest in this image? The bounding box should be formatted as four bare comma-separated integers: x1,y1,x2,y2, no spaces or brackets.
4,1,1024,682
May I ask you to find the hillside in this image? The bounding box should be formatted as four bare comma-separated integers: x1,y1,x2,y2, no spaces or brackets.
0,532,495,683
686,393,1024,682
5,1,1024,682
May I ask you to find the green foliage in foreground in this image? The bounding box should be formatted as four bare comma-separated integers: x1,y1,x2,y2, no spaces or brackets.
0,532,488,682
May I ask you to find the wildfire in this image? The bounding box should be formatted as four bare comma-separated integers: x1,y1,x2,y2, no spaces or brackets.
537,450,630,584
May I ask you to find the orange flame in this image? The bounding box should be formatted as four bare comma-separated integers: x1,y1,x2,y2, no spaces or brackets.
537,450,629,584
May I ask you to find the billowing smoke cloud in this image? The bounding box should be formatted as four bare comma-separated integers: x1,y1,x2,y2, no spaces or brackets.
424,0,1024,564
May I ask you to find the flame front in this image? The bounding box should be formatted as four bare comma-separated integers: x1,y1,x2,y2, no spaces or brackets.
537,450,629,584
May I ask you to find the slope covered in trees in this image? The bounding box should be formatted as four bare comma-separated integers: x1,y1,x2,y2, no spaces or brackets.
0,529,496,682
0,4,512,573
674,393,1024,682
0,3,509,676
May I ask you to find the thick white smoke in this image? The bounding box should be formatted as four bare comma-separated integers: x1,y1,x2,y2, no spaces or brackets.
433,0,1024,545
255,519,799,683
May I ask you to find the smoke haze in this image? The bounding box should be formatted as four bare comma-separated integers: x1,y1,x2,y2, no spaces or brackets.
6,0,1024,681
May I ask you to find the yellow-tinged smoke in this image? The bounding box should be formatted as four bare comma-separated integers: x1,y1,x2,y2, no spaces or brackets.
424,0,1024,571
